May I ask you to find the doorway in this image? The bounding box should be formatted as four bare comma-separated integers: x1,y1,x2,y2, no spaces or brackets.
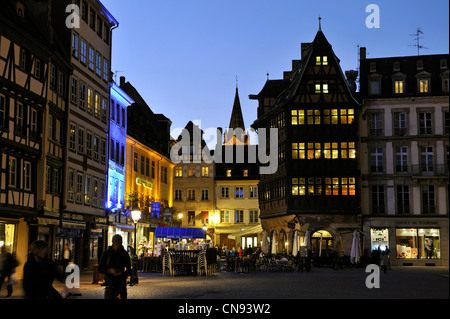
311,230,334,255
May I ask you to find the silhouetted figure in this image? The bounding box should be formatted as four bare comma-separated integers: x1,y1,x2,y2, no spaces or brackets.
23,240,62,299
98,235,131,299
0,245,18,297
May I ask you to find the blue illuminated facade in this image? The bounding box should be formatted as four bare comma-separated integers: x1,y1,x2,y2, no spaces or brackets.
107,82,134,211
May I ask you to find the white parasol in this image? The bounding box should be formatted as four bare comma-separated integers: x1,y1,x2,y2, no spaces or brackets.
350,230,360,264
292,230,299,257
262,231,269,254
271,231,277,254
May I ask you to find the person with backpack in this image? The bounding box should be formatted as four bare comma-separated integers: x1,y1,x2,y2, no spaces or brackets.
98,234,131,299
0,245,18,297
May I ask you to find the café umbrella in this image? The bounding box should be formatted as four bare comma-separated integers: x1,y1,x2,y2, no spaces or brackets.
262,231,269,254
304,230,311,250
292,230,299,257
271,231,277,254
350,230,360,264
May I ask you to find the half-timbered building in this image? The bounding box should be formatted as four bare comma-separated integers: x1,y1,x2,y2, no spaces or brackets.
250,23,361,258
0,0,72,277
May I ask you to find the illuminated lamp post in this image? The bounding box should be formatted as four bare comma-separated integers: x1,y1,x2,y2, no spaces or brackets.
130,208,141,285
202,223,208,249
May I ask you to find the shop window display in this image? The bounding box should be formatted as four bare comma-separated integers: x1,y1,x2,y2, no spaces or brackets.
0,223,15,252
370,228,389,251
396,228,440,259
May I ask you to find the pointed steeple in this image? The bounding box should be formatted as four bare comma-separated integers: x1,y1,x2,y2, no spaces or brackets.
229,87,245,130
224,86,249,145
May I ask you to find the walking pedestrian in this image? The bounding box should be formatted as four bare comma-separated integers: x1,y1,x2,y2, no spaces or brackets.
0,245,18,297
380,251,388,274
98,234,131,299
23,240,63,299
62,244,71,271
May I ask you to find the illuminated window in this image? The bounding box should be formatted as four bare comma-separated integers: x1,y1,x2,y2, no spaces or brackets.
324,143,331,159
291,110,305,125
332,109,338,124
332,178,339,195
292,178,306,196
316,56,321,65
341,142,356,159
394,80,404,94
316,56,328,65
341,178,349,195
202,166,209,177
419,79,429,93
325,178,332,195
340,109,355,124
307,110,321,125
307,143,321,159
308,178,315,195
332,143,339,159
315,84,321,94
87,87,93,114
349,178,356,195
175,167,182,177
323,84,329,93
292,143,305,159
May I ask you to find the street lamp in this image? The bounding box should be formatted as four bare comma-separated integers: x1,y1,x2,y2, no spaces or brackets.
178,213,183,227
130,209,141,285
202,223,207,249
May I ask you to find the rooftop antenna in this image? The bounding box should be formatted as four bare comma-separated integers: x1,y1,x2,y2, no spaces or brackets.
114,70,124,83
409,28,428,56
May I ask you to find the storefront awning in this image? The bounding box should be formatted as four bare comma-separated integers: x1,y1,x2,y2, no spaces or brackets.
228,225,263,240
115,224,135,232
155,227,206,239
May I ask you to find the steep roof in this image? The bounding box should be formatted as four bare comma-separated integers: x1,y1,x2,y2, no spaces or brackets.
228,88,245,130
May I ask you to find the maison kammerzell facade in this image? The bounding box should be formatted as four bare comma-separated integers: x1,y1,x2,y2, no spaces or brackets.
251,24,361,257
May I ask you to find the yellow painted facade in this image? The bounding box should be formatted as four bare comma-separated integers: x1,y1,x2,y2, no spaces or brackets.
125,135,175,213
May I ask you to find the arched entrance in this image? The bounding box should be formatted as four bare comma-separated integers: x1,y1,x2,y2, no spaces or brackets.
311,230,334,255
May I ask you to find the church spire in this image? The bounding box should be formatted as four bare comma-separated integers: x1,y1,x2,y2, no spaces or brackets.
224,84,249,145
318,15,322,31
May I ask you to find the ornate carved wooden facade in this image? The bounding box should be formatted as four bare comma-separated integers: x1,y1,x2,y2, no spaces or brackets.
251,27,361,254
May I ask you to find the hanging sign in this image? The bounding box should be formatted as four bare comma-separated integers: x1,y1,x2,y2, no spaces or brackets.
151,202,161,220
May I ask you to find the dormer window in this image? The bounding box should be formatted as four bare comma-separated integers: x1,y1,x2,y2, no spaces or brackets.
393,61,400,71
419,79,429,93
392,73,406,94
417,60,424,70
370,62,377,73
440,59,448,69
17,2,24,18
416,71,431,94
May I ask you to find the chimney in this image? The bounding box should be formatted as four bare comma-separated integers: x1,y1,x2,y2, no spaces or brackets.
360,47,367,60
345,70,358,93
120,76,126,87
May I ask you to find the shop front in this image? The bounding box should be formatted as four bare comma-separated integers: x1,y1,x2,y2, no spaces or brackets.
363,216,449,266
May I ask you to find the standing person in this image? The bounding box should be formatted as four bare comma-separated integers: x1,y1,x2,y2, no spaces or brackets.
0,245,18,297
23,240,62,299
380,251,388,274
98,234,131,299
62,245,71,271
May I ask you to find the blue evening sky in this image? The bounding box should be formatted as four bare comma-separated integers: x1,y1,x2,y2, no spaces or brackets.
102,0,449,143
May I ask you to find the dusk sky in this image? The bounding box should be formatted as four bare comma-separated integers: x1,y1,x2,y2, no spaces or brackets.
102,0,449,144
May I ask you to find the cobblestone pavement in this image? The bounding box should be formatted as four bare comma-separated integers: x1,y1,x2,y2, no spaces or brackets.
2,266,448,300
